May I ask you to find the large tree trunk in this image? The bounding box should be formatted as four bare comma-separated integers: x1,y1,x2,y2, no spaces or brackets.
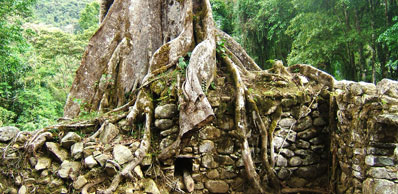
12,0,291,193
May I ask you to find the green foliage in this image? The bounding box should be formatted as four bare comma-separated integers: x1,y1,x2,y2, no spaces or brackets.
78,1,100,32
211,0,235,34
32,0,93,32
378,16,398,72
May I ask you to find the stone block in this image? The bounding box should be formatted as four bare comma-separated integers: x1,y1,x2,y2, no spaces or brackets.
205,180,229,193
154,104,177,119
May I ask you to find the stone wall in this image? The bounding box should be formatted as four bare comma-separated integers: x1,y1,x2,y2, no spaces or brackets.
333,79,398,194
1,66,398,194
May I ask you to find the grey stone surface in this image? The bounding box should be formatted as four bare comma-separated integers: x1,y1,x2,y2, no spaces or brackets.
73,175,87,190
289,156,302,167
0,126,19,142
199,125,221,140
297,140,311,149
143,179,160,194
202,154,219,169
113,144,132,165
275,155,288,167
35,157,52,171
58,160,81,179
46,142,69,162
84,155,98,168
99,123,119,144
154,104,177,119
154,119,173,130
279,118,296,128
297,128,318,140
363,178,398,194
95,154,110,167
275,129,297,142
273,136,290,149
60,132,82,148
365,155,394,166
367,167,397,180
294,116,312,131
205,180,229,193
71,142,84,160
17,185,27,194
207,169,219,179
280,149,295,158
160,126,178,137
199,140,215,153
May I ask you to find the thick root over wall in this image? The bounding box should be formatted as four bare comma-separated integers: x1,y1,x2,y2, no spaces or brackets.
0,0,335,194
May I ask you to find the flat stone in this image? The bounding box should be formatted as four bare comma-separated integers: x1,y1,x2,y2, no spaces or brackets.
154,104,177,119
275,155,288,167
309,137,322,145
376,113,398,126
377,79,398,98
160,137,174,150
280,149,295,158
294,116,312,132
297,128,318,140
367,167,398,180
363,178,398,194
219,168,237,179
289,156,302,167
73,175,88,190
273,136,290,149
95,154,110,167
60,132,82,148
352,170,364,180
71,142,83,160
207,169,220,179
154,119,173,130
199,140,215,153
84,155,98,168
46,142,69,162
35,157,52,171
367,147,395,156
58,160,81,179
99,123,119,144
218,155,235,165
202,154,219,168
205,180,229,193
160,126,178,137
302,154,320,165
365,155,395,167
113,144,132,165
294,149,311,157
279,118,296,128
297,140,311,149
105,161,118,176
0,126,20,142
134,166,144,178
199,125,221,140
143,179,160,194
275,129,297,142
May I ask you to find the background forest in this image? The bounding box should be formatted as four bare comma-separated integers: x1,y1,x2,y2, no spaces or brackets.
1,0,397,131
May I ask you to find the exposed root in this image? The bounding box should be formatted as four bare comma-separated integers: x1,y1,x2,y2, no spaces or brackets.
26,131,53,157
82,177,106,194
223,54,267,194
281,187,328,194
216,29,262,71
100,90,153,194
247,93,280,192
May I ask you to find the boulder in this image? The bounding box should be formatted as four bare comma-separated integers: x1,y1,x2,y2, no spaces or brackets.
46,142,69,162
0,126,20,142
60,132,82,148
99,123,119,144
205,180,229,193
73,175,88,190
58,160,81,179
154,119,173,130
199,140,215,153
143,179,160,194
113,144,132,165
154,104,177,119
35,157,52,171
71,142,84,160
84,155,98,168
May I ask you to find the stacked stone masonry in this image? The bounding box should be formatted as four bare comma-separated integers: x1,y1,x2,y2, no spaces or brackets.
0,66,397,194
